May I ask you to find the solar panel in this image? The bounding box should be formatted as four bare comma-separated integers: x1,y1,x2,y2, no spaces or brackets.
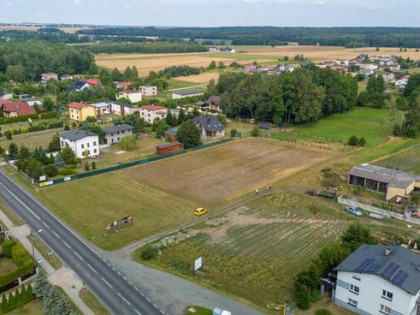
366,262,382,273
356,258,375,272
381,262,400,280
392,270,409,286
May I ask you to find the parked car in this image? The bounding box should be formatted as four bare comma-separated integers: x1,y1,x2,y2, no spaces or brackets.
194,208,208,216
412,211,420,218
345,206,363,217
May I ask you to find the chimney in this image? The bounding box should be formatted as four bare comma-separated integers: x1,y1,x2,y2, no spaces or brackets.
385,247,392,256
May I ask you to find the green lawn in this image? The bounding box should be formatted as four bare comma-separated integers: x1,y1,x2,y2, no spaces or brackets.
185,305,212,315
291,107,397,148
0,129,60,151
375,142,420,173
8,299,44,315
79,288,111,315
27,235,62,270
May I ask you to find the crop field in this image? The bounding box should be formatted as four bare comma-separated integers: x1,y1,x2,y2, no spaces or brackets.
180,72,221,84
119,138,334,207
375,142,420,173
138,190,419,311
272,107,397,149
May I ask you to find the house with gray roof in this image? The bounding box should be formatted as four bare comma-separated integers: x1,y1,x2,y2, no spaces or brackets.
349,164,420,201
334,244,420,315
194,116,225,140
103,124,134,145
60,130,99,158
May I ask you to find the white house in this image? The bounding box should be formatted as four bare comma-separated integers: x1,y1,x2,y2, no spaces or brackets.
334,244,420,315
60,130,100,158
139,105,167,124
116,90,142,103
103,124,134,145
90,101,113,116
41,72,58,83
139,85,158,97
194,116,225,140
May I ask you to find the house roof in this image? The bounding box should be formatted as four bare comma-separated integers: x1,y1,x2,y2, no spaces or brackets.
116,81,132,87
67,102,87,110
0,100,36,116
165,127,178,136
90,101,112,108
172,89,204,96
42,72,57,76
335,244,420,295
208,95,221,105
194,116,225,132
85,78,100,85
140,105,167,111
349,164,420,189
140,85,157,88
60,130,98,141
70,80,89,91
103,124,134,134
156,141,183,150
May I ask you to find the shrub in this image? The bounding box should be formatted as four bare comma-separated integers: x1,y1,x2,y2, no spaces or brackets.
358,137,366,146
119,134,137,151
140,245,158,261
315,309,332,315
91,161,96,170
4,130,12,140
230,128,237,138
250,126,261,137
348,135,359,146
57,168,76,176
2,240,16,258
44,165,58,178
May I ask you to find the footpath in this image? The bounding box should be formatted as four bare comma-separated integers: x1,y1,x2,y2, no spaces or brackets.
0,210,94,315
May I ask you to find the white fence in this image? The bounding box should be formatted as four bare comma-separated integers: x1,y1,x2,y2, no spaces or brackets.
337,196,420,226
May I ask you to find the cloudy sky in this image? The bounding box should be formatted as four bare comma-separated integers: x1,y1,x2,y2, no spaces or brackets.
2,0,420,27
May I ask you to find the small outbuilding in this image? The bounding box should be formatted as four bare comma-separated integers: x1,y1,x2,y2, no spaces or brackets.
156,142,184,156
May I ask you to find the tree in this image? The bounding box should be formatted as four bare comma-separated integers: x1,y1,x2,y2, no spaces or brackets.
8,142,18,160
208,60,216,69
61,146,76,165
155,120,169,139
91,161,96,170
358,137,366,146
230,128,238,137
123,66,132,79
119,134,137,151
250,127,261,137
341,223,377,251
44,165,58,178
19,145,30,160
165,111,175,126
33,269,50,298
54,153,65,168
177,119,201,149
131,66,139,78
177,108,186,124
43,97,55,111
48,134,61,152
26,159,44,179
4,130,12,140
348,135,359,146
88,62,98,75
218,62,225,69
5,65,26,83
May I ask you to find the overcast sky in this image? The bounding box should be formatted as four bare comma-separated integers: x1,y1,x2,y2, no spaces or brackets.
2,0,420,27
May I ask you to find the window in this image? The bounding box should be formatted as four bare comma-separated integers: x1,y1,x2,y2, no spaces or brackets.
349,284,359,294
382,290,393,301
352,275,361,281
93,141,97,146
87,143,90,148
348,298,357,307
94,149,97,154
380,304,391,315
81,144,84,149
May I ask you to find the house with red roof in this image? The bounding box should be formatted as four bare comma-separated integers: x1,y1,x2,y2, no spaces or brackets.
139,104,168,124
0,100,37,117
85,78,101,87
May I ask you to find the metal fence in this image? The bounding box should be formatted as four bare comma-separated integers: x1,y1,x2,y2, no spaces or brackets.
39,138,234,187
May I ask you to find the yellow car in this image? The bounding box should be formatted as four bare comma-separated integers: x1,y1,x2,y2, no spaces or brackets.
194,208,208,216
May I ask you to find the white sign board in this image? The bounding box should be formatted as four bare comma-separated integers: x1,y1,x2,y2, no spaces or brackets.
194,256,202,271
39,175,46,182
64,176,71,182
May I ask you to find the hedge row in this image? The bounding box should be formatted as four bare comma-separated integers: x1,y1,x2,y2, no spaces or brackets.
0,285,34,313
0,111,59,125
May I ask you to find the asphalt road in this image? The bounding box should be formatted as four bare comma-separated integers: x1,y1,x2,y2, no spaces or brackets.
0,169,162,315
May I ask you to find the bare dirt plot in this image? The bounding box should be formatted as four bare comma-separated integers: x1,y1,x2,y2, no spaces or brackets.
240,45,420,61
120,138,334,207
180,72,221,83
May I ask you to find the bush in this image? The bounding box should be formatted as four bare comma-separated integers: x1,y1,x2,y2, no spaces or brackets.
315,309,332,315
119,134,138,151
230,128,237,137
140,245,158,261
58,168,76,176
348,135,359,146
91,161,96,170
358,137,366,146
2,240,16,258
43,165,58,178
250,126,261,137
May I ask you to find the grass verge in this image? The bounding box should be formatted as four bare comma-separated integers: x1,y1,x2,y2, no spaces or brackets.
79,288,111,315
27,234,62,270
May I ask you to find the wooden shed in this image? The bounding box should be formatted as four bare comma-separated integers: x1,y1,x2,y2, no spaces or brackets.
156,142,184,156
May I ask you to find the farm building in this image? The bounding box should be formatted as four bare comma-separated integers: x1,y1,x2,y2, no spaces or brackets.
139,85,158,97
156,142,184,156
172,89,204,100
103,124,134,145
334,244,420,315
60,130,99,158
194,116,225,140
348,164,420,201
67,102,96,122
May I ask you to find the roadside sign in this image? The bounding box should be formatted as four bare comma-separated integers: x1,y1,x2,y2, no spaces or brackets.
39,175,46,182
194,256,202,271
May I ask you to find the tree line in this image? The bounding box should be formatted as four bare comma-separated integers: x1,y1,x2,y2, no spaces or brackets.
0,41,94,82
74,42,207,54
77,27,420,48
213,67,358,125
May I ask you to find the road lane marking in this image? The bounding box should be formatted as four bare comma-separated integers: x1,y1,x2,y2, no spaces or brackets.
42,222,50,229
117,292,130,305
63,241,72,249
101,277,113,289
87,263,97,274
52,230,60,239
74,251,84,261
135,309,142,315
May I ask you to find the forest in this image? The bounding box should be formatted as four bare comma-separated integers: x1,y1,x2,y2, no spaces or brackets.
212,67,358,126
0,41,94,81
77,27,420,48
75,42,207,54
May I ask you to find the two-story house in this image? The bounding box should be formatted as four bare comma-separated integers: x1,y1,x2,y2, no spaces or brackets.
194,116,225,140
103,124,134,145
139,85,158,97
60,130,99,158
139,105,167,124
334,244,420,315
67,102,97,122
